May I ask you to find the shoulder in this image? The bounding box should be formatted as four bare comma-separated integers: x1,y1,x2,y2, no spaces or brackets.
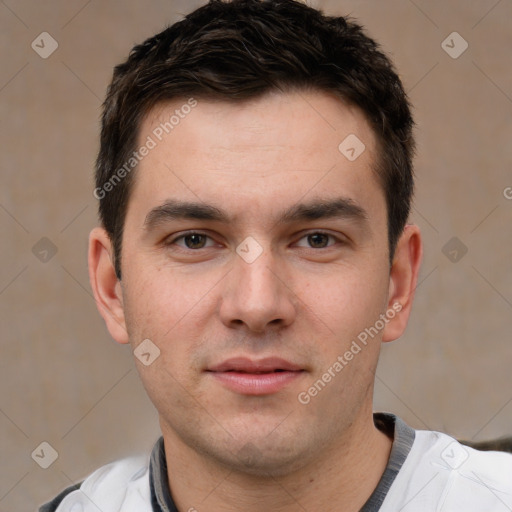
383,428,512,511
39,456,151,512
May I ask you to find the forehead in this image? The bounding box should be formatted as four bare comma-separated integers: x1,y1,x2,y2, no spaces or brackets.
128,90,385,228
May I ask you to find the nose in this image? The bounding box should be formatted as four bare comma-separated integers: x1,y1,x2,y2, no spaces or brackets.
219,246,297,333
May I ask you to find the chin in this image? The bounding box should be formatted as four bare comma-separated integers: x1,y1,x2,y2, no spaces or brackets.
201,432,317,478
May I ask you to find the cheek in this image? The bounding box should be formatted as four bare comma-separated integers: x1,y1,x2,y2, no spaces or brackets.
121,275,202,406
121,272,178,369
123,262,195,325
121,265,214,366
298,262,389,338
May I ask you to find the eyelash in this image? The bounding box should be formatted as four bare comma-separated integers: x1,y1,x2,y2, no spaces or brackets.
165,230,344,251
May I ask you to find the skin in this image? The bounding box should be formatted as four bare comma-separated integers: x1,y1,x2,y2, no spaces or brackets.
89,89,422,512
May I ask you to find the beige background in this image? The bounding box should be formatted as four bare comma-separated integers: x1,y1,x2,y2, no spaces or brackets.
1,0,511,510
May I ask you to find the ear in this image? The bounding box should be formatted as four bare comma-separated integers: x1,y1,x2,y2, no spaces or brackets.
88,227,129,344
382,224,423,343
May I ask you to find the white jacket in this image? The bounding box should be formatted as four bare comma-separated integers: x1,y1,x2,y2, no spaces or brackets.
51,456,153,512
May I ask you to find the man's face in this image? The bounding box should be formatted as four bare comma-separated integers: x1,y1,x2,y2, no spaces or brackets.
113,90,396,474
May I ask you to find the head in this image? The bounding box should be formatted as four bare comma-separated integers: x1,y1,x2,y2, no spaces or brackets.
89,0,422,477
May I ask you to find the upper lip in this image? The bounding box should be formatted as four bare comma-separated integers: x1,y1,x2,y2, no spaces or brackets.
207,357,304,373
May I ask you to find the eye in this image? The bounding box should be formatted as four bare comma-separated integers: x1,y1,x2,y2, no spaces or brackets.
169,232,216,250
295,231,340,249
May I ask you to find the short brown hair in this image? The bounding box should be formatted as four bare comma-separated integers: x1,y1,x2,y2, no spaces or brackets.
95,0,415,279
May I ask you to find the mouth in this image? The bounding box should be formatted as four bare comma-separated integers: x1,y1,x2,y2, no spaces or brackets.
206,357,305,395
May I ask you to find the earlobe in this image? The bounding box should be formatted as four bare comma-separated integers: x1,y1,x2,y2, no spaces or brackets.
382,224,423,343
88,227,130,344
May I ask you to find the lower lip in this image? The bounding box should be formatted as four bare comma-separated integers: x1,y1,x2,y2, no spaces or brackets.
208,371,304,395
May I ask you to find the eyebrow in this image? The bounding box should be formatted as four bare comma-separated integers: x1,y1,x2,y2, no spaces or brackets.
143,197,369,231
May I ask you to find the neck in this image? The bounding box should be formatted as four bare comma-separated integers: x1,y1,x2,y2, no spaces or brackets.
160,409,393,512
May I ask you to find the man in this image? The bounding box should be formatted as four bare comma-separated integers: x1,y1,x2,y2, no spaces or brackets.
40,0,512,511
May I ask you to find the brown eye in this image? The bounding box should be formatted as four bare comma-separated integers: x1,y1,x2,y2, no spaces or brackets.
295,231,338,249
183,233,207,249
307,233,330,248
168,232,216,250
